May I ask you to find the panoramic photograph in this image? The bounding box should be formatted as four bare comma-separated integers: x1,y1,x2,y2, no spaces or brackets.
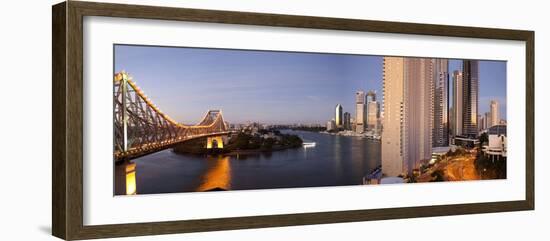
113,44,507,195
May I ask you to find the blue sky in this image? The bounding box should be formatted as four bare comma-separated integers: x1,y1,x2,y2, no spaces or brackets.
114,45,506,125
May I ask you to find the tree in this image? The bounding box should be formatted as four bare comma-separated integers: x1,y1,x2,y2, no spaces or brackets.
262,138,276,150
281,134,303,148
231,132,251,149
479,132,488,148
430,170,445,182
248,136,262,149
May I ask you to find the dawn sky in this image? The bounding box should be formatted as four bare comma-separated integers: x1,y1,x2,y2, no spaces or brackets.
114,45,506,125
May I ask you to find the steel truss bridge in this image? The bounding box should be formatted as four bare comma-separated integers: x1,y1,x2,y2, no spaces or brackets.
114,71,231,162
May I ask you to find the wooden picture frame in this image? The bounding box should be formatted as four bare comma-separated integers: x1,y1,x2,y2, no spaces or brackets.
52,1,534,240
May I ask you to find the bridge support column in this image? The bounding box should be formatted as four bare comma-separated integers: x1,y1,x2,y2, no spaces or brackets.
206,136,225,149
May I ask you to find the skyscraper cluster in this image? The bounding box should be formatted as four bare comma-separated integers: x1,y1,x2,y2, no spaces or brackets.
381,57,480,177
379,56,511,178
479,100,500,130
451,60,480,138
355,90,380,134
326,91,380,134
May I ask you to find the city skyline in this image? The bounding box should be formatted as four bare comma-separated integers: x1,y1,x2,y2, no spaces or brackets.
113,45,509,194
115,44,506,125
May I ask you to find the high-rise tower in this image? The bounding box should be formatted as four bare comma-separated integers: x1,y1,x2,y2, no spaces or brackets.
432,59,449,147
366,90,376,103
335,104,343,128
367,101,378,131
490,100,499,127
343,112,351,130
462,60,479,137
452,70,464,137
355,91,366,133
381,57,434,177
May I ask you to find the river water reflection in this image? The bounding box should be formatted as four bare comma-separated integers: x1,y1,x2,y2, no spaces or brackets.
115,130,381,195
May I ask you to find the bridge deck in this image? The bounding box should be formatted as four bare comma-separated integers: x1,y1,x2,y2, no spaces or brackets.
114,131,232,162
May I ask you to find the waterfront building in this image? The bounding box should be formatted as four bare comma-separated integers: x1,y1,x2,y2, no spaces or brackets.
366,90,380,132
382,57,404,177
367,100,378,131
335,104,343,128
381,57,434,177
343,112,351,130
490,100,499,127
326,119,336,131
381,57,405,177
355,90,366,133
432,59,450,147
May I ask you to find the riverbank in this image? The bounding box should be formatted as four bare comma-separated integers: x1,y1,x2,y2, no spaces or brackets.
318,130,381,140
222,145,297,156
172,131,303,155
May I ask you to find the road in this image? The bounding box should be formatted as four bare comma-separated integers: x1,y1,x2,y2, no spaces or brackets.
443,152,480,181
416,150,480,182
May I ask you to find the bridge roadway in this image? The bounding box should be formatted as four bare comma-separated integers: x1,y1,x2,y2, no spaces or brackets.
115,131,234,162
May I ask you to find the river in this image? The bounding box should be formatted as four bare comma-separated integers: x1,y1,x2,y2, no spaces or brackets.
115,130,381,195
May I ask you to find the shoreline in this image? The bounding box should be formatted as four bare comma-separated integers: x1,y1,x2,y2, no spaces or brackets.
224,145,299,156
172,145,302,156
319,130,381,140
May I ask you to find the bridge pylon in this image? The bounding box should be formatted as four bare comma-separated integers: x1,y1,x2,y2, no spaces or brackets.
206,136,226,149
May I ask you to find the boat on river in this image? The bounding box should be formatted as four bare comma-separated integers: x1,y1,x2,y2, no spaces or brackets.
302,142,316,148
